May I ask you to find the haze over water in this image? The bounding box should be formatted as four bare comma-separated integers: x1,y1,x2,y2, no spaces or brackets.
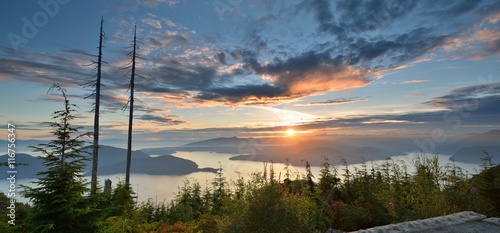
3,151,481,204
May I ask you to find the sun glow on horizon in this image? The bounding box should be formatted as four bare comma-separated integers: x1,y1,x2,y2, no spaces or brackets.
286,128,295,137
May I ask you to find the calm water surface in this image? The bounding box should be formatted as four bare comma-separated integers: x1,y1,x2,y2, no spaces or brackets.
1,152,482,204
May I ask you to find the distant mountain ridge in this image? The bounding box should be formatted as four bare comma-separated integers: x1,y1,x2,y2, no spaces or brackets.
142,137,270,155
183,136,245,147
229,139,406,166
82,145,150,167
6,130,497,178
0,153,44,179
451,146,500,164
144,137,406,166
142,129,500,166
99,154,216,175
449,130,500,164
0,145,216,179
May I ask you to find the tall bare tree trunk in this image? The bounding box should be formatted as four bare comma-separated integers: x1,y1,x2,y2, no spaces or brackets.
91,17,104,195
125,24,137,188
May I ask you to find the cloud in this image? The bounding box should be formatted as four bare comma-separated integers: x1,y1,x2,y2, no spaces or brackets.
298,0,417,35
27,93,84,103
0,72,13,81
0,47,88,86
141,0,178,8
142,48,373,106
275,82,500,132
3,0,499,111
445,26,500,59
96,91,131,113
164,19,177,28
306,0,343,34
147,62,217,90
138,114,188,125
298,0,497,64
215,52,227,65
346,28,451,69
95,91,186,117
176,1,457,106
89,90,191,127
226,13,452,104
263,57,371,94
425,0,483,18
104,0,179,12
141,18,162,29
257,106,321,126
362,119,410,124
148,31,190,48
406,94,425,98
165,0,178,6
138,18,448,107
193,84,290,105
470,38,500,60
423,82,500,115
107,79,500,139
439,1,500,60
401,79,429,84
220,26,448,103
296,96,369,106
487,11,500,24
242,50,373,96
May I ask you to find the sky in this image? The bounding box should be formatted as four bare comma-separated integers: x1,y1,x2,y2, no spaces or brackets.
1,0,499,149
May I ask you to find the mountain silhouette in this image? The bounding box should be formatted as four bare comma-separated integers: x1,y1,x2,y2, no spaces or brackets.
450,130,500,163
0,145,216,178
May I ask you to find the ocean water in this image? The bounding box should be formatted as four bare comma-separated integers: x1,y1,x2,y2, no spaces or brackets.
1,152,482,204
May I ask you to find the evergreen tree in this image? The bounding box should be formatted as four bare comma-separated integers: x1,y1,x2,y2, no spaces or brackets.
20,84,98,233
316,156,340,199
109,181,136,217
475,155,500,216
211,164,228,214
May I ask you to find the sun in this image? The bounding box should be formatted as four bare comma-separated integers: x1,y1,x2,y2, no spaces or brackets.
286,128,295,137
